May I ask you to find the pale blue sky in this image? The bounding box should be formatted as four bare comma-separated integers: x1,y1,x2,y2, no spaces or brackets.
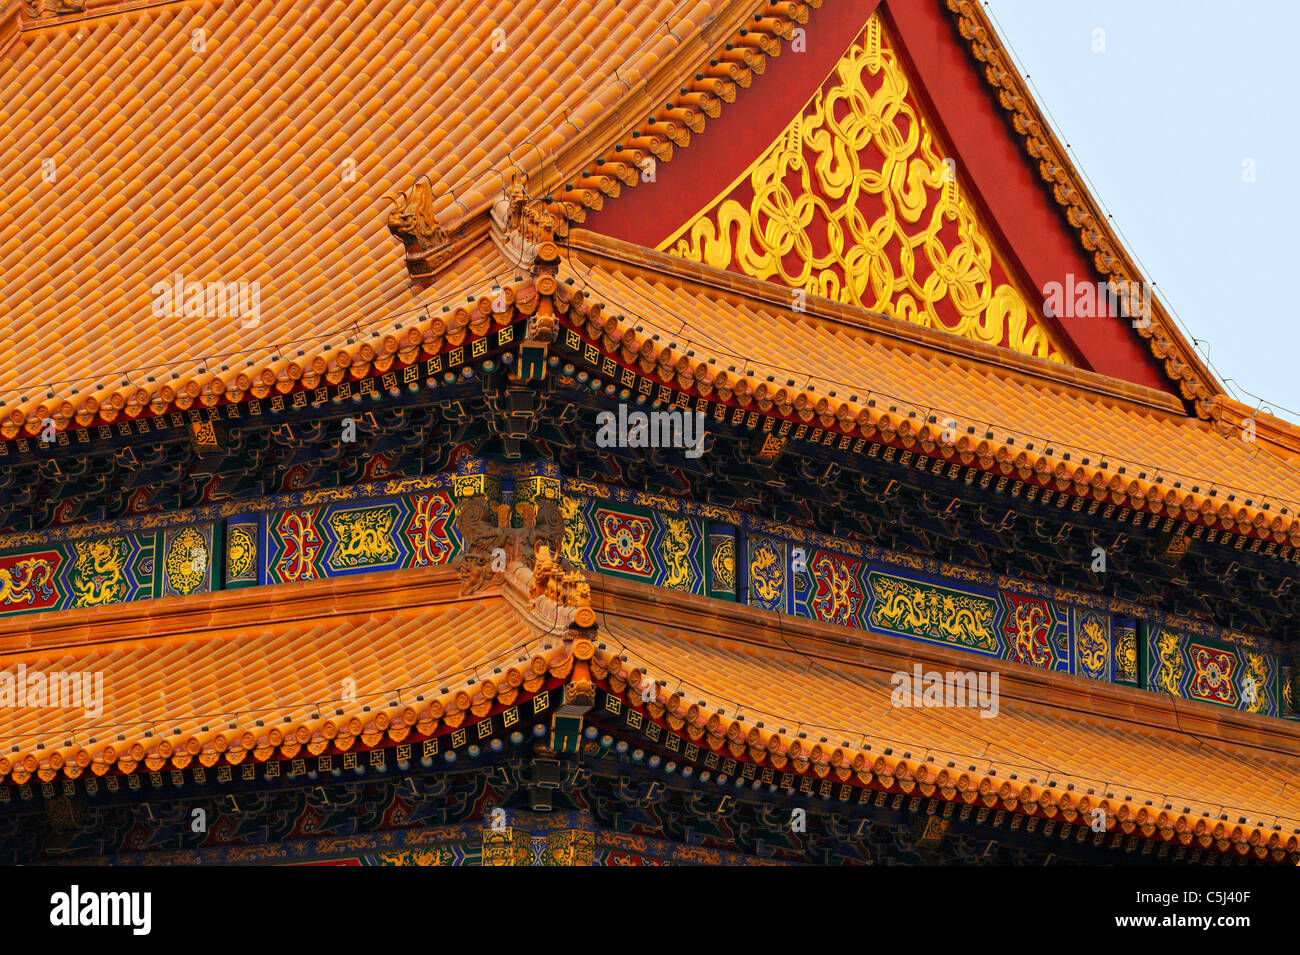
987,0,1299,425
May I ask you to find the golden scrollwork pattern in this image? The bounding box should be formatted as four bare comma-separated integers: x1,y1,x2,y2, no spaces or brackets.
662,16,1068,362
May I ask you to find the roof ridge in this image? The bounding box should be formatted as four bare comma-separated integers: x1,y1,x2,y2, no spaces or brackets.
447,1,823,244
15,0,188,36
563,228,1189,418
587,570,1300,762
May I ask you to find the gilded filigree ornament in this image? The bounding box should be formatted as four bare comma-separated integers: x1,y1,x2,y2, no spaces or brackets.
710,537,736,592
225,526,256,581
663,17,1067,362
1114,624,1138,682
163,526,209,596
543,829,595,866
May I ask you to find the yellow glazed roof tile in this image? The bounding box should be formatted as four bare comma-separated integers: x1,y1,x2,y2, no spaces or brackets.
0,563,1294,858
0,0,731,423
555,235,1300,542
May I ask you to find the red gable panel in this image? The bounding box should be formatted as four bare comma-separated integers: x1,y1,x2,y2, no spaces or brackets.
586,0,1173,392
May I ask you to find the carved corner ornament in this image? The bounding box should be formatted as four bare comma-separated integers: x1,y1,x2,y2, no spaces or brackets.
386,176,453,281
491,172,565,277
454,495,570,597
23,0,87,17
453,496,510,595
529,542,596,629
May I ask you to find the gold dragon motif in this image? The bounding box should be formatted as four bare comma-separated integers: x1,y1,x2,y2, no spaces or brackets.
0,557,56,607
561,495,589,566
329,507,398,568
748,538,785,607
868,574,996,652
71,537,129,608
1156,630,1185,695
661,517,693,591
1076,612,1108,678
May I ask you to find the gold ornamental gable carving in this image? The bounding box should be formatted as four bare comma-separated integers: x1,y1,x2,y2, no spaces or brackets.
662,16,1068,363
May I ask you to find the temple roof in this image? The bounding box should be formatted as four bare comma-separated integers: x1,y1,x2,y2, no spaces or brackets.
1,0,807,433
554,234,1300,548
3,0,1284,466
2,562,1296,860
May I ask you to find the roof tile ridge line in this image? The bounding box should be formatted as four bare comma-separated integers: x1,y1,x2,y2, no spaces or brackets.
0,564,469,652
486,1,817,238
18,0,193,33
1,1,803,430
435,0,769,229
943,0,1221,413
563,228,1188,417
555,282,1300,534
1216,396,1300,456
587,570,1300,760
0,5,17,57
590,621,1300,845
498,560,581,638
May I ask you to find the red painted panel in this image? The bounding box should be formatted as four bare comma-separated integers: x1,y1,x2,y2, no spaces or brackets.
585,0,1174,392
584,0,883,244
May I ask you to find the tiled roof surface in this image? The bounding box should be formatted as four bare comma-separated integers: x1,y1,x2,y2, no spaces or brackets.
0,0,727,423
1,564,1295,856
0,566,565,782
603,612,1300,836
557,236,1300,528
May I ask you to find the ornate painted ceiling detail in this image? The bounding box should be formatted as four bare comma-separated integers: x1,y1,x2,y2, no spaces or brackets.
661,16,1069,364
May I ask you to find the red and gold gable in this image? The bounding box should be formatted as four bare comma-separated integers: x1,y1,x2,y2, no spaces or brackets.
658,16,1067,363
